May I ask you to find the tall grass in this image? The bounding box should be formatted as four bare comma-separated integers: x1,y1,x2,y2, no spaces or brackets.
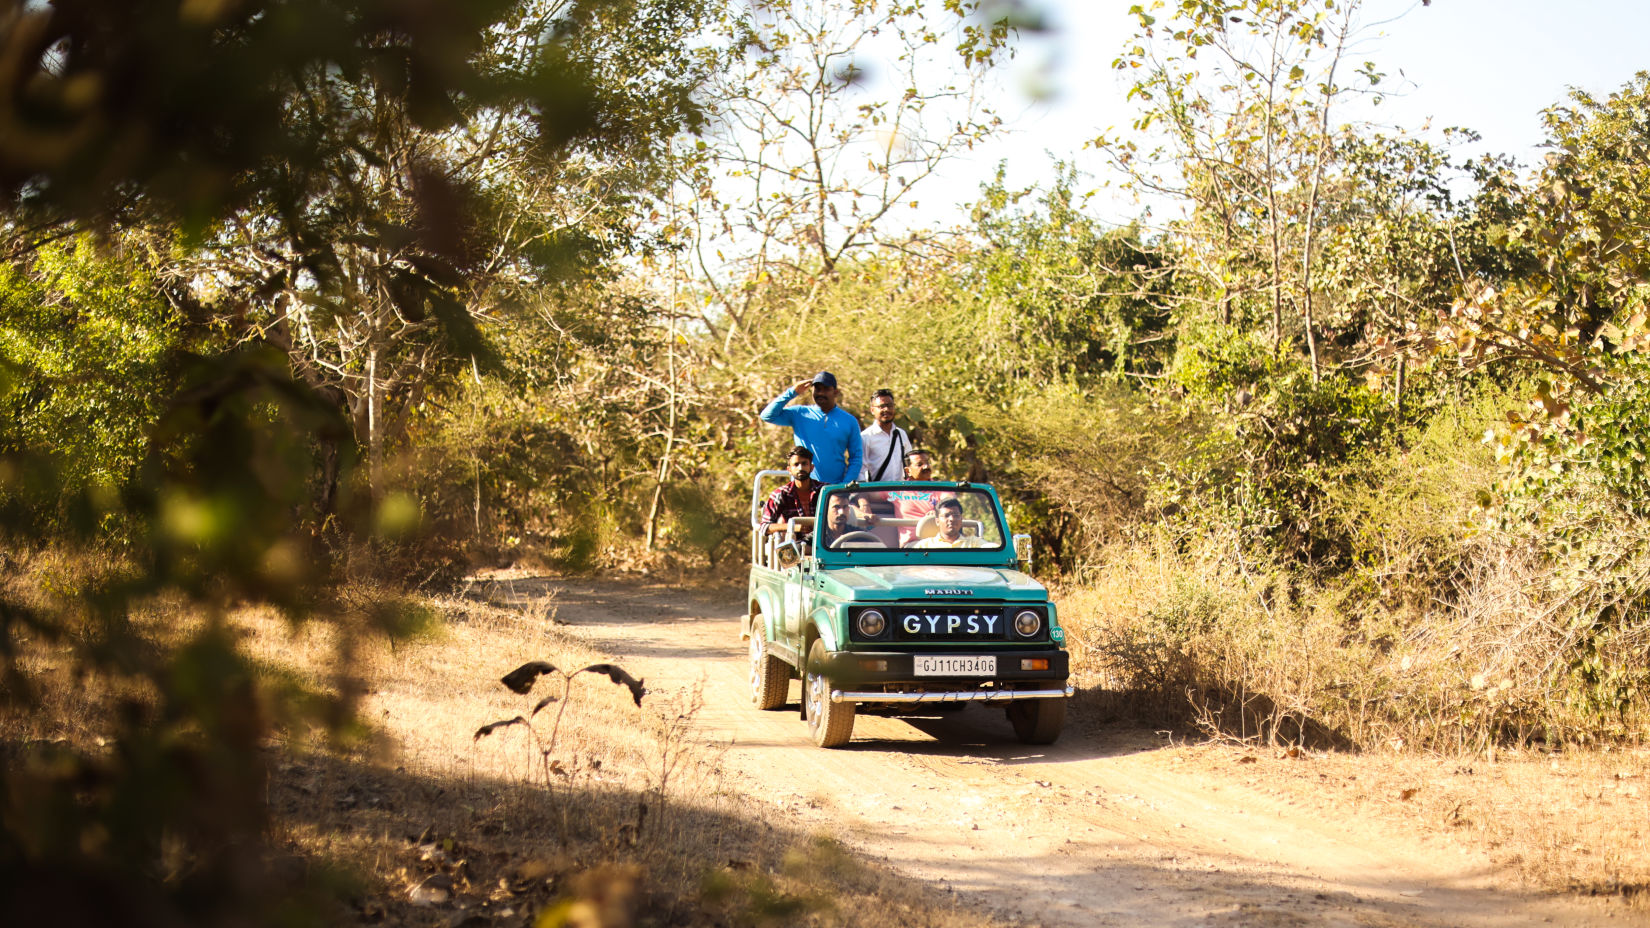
1060,388,1650,753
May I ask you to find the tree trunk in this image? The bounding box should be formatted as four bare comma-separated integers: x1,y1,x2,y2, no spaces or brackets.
472,357,483,540
1299,6,1351,385
366,345,381,501
646,283,681,550
1263,33,1286,355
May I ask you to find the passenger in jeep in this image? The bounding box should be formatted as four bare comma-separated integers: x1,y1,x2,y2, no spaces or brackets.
901,447,934,481
847,492,898,547
835,449,952,547
909,497,987,548
759,447,817,536
887,449,950,545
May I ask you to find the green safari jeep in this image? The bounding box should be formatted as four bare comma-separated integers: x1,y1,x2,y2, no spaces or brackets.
742,472,1071,747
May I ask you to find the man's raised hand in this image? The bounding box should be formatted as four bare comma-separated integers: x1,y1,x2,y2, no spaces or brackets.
792,378,814,394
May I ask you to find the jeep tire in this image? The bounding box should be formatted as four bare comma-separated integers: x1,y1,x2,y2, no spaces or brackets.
749,624,789,710
1008,697,1065,745
804,640,855,747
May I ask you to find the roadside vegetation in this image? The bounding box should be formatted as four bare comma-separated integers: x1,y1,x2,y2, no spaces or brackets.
5,558,999,926
3,0,1649,923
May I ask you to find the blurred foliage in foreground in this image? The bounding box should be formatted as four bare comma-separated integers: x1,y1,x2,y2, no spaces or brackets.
1,0,709,922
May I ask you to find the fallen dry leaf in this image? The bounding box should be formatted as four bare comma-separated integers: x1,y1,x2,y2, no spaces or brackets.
1238,755,1258,764
408,874,454,906
501,661,559,695
475,716,528,741
579,663,647,706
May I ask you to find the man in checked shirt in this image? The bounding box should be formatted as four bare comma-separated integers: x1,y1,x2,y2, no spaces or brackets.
758,447,819,537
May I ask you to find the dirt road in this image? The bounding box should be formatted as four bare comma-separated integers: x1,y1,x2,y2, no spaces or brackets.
511,576,1626,928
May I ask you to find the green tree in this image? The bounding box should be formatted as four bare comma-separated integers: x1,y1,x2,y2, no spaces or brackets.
1432,73,1650,483
167,0,711,500
1405,76,1650,729
0,0,566,238
964,165,1176,385
0,233,188,499
1106,0,1392,379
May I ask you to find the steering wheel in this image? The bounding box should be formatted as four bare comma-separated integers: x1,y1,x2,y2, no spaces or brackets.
829,531,886,548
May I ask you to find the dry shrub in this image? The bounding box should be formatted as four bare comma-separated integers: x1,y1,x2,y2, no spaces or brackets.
1061,524,1650,753
1062,535,1363,748
1381,532,1650,752
1057,380,1650,753
1317,386,1506,613
965,382,1182,571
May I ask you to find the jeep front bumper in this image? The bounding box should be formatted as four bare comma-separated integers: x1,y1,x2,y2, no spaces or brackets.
816,648,1071,703
830,686,1072,704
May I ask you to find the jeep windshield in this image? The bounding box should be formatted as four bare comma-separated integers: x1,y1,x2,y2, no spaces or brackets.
817,486,1006,551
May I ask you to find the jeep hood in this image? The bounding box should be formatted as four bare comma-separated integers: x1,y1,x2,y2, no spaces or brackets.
824,565,1047,600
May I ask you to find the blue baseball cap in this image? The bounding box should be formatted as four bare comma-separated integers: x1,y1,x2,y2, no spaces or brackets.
811,371,837,388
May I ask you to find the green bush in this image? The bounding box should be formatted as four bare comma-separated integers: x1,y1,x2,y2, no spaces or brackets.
0,235,189,520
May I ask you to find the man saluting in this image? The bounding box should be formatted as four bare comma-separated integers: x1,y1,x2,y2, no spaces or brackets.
759,372,863,485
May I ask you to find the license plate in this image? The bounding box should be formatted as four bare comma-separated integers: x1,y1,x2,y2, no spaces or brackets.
914,655,996,676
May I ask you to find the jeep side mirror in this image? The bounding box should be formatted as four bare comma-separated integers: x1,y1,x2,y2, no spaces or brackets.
1012,533,1032,572
776,540,803,569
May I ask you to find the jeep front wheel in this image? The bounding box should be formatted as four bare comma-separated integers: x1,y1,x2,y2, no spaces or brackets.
803,640,855,747
749,624,789,710
1007,697,1065,745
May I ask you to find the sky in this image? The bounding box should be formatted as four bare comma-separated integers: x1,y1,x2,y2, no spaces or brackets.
918,0,1650,224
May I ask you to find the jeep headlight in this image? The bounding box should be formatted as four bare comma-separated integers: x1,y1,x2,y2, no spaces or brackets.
1012,609,1042,638
856,608,887,638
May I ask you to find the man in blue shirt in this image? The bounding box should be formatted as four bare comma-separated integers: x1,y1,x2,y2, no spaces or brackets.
759,372,863,484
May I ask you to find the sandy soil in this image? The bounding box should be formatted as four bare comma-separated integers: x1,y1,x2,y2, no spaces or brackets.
476,574,1640,928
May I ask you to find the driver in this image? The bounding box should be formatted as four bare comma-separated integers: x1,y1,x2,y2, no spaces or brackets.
818,494,854,547
910,497,987,548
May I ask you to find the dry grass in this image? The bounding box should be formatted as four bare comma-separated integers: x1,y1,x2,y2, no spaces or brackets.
1057,535,1362,747
245,593,1001,926
1056,536,1650,906
1180,739,1650,905
2,558,1000,928
1058,531,1650,753
1,547,169,748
